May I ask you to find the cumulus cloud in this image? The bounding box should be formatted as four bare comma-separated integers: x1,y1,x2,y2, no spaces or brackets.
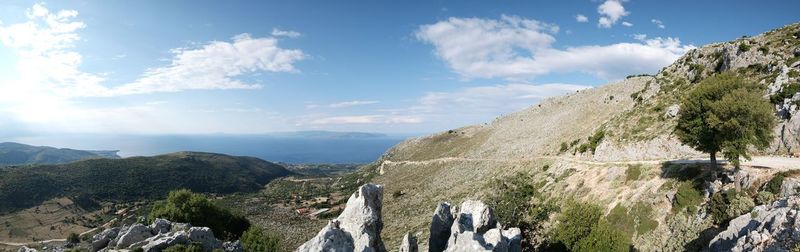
416,15,694,80
651,19,665,29
328,100,379,108
0,3,306,100
597,0,629,28
271,28,301,38
575,14,588,23
114,33,305,95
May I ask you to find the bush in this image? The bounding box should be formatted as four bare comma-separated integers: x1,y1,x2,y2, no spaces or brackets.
574,220,630,252
756,191,776,205
67,232,80,244
577,129,606,154
738,43,751,52
770,83,800,105
560,142,569,153
606,202,658,238
149,189,250,240
766,173,785,194
241,226,282,252
708,190,755,224
551,202,602,250
487,172,549,228
673,182,703,213
625,165,642,182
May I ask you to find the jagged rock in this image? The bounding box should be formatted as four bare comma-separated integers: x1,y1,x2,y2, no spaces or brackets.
780,177,800,197
445,200,521,252
187,227,222,250
399,232,418,252
429,202,454,252
708,197,800,251
223,240,245,252
296,220,355,252
297,183,385,252
114,223,154,248
16,247,36,252
665,104,680,118
139,231,190,252
150,218,172,234
91,227,120,252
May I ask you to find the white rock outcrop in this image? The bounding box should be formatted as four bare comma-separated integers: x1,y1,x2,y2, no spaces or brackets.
708,197,800,251
91,219,235,252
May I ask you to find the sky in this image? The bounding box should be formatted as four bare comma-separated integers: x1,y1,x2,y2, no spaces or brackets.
0,0,798,136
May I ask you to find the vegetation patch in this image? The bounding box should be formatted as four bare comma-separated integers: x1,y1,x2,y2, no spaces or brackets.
551,201,630,251
766,173,785,195
577,129,606,154
149,189,251,240
708,189,755,224
625,165,643,182
673,181,703,214
241,226,283,252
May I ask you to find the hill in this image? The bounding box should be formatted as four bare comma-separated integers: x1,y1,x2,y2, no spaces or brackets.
357,23,800,250
0,142,120,166
0,151,293,213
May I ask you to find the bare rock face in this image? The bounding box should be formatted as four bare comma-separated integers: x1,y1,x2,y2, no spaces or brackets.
429,202,455,252
297,183,386,252
91,227,119,252
399,232,418,252
708,197,800,251
444,200,521,252
91,219,232,252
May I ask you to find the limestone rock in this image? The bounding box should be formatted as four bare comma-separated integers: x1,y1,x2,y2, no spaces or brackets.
665,104,680,118
429,202,454,252
297,183,385,252
708,197,800,251
445,200,521,252
780,178,800,197
114,223,154,248
187,227,222,250
150,218,172,234
296,220,355,252
16,247,36,252
91,227,120,252
223,240,245,252
140,231,190,252
399,232,418,252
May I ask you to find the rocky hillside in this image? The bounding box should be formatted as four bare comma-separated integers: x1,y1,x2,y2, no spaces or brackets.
0,142,120,167
0,152,293,213
356,23,800,250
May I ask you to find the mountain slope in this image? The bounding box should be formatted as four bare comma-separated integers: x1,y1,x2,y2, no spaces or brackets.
0,142,120,166
0,151,293,213
362,23,800,250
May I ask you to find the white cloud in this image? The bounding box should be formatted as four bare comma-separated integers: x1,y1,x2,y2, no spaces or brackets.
113,33,305,95
651,19,665,29
575,14,588,23
622,21,633,27
328,100,379,108
309,115,422,125
416,15,695,80
271,28,301,38
597,0,629,28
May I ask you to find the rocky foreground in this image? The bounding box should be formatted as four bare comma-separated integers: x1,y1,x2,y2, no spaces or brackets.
709,197,800,252
297,183,521,252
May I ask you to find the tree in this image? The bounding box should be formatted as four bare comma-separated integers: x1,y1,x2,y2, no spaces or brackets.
241,226,283,252
67,232,80,244
675,73,776,168
149,189,250,240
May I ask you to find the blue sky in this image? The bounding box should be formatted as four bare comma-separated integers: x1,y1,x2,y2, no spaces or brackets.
0,0,798,136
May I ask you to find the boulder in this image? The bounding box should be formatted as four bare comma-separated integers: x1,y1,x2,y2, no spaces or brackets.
665,104,680,118
429,202,454,252
150,218,172,234
708,197,800,251
399,232,418,252
450,200,498,235
780,177,800,197
297,183,385,252
115,223,154,248
296,220,355,252
445,201,520,252
91,227,120,252
16,247,36,252
187,227,222,250
139,231,190,252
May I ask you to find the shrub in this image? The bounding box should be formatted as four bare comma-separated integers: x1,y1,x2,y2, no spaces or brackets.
67,232,80,244
241,226,283,252
709,190,755,224
789,70,799,78
625,165,642,182
574,220,630,252
756,191,776,205
163,242,204,252
766,173,785,195
738,43,751,52
487,172,548,228
551,202,602,250
673,182,703,213
149,189,250,240
559,142,569,153
577,129,606,154
758,46,769,55
770,83,800,105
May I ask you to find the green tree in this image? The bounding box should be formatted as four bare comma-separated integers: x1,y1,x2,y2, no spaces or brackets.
241,226,283,252
675,73,776,168
149,189,250,240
